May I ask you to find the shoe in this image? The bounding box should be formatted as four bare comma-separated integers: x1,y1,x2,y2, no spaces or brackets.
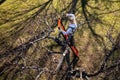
67,70,76,77
75,70,80,78
71,69,80,78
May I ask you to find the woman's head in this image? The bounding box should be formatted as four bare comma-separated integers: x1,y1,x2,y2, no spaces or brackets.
66,13,76,22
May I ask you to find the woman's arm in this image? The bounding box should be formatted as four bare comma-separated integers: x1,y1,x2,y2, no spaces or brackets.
60,28,72,35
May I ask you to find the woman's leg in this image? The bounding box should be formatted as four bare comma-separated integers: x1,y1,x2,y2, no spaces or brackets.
65,50,71,71
72,54,79,69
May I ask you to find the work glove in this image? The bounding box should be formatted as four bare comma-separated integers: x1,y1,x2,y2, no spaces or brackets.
58,29,62,33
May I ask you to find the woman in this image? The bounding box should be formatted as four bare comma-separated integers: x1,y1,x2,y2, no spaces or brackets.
59,13,79,70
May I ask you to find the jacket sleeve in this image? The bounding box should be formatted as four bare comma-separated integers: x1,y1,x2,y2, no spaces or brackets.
61,28,72,35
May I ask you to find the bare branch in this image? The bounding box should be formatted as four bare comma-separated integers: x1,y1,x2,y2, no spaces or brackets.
0,0,6,5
